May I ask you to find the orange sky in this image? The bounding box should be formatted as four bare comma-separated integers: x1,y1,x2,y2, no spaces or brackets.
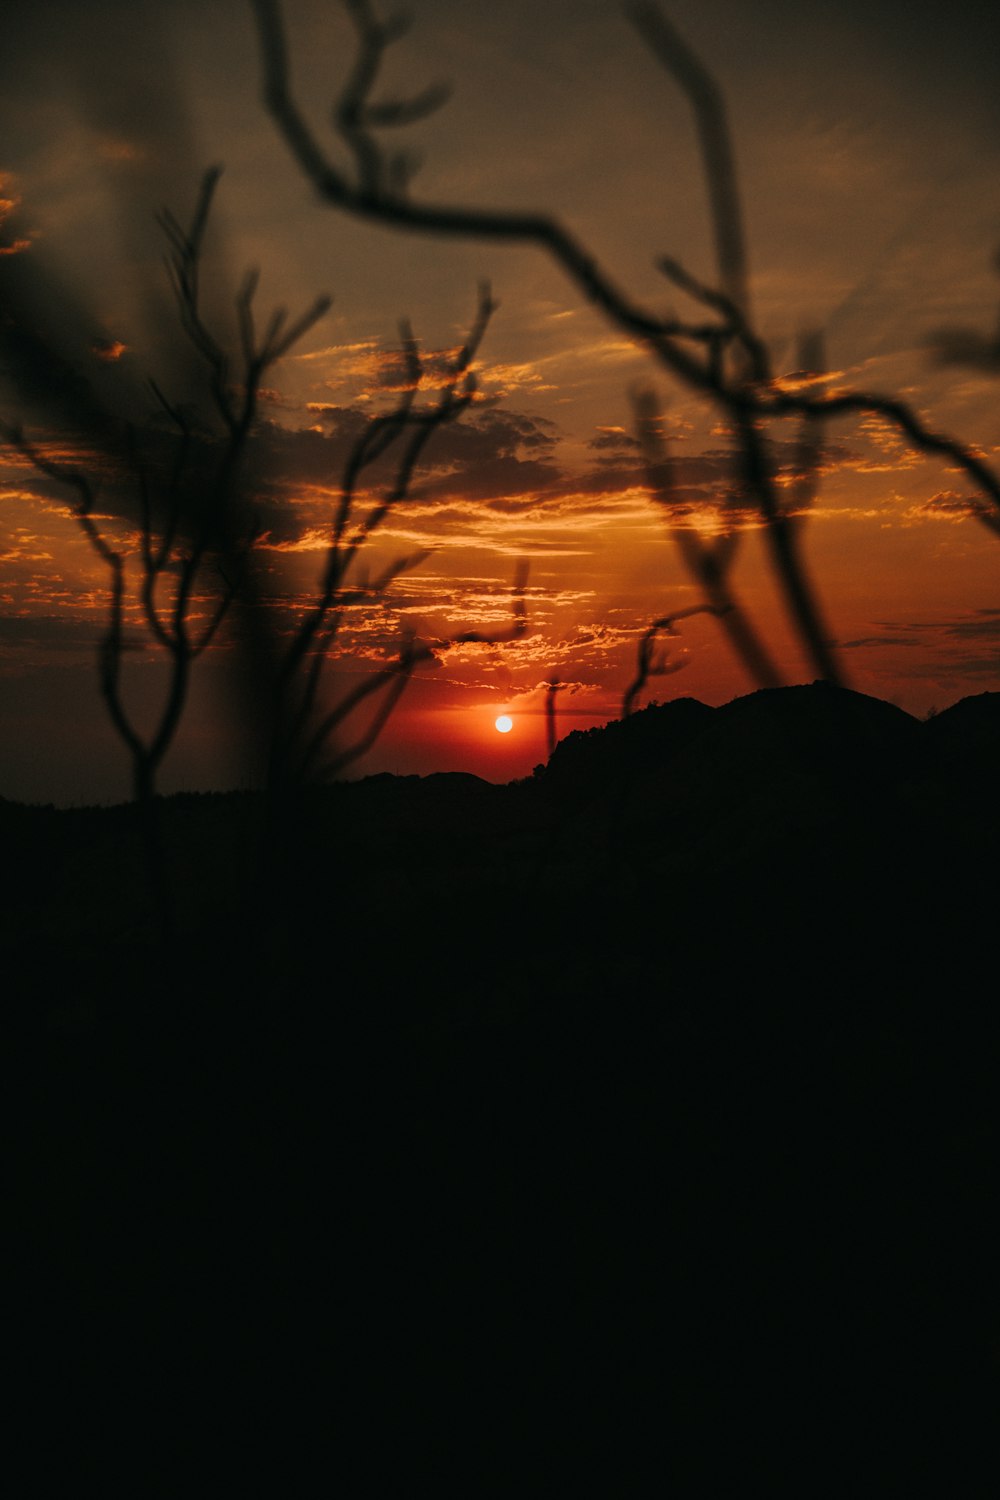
2,0,999,803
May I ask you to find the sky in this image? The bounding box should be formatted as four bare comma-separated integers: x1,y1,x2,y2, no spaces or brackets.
2,0,999,803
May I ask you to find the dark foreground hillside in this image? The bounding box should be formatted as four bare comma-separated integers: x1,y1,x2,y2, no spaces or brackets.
8,684,999,1489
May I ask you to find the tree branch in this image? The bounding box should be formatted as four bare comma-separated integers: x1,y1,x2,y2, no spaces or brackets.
252,0,1000,696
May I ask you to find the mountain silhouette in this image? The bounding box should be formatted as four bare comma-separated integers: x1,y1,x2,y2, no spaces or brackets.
5,680,996,1018
543,693,716,801
546,681,918,798
923,688,1000,772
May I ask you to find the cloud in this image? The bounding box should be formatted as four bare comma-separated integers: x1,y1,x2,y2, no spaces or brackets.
0,528,53,564
0,612,147,665
241,400,905,565
905,489,983,523
838,634,927,650
91,338,127,362
0,171,32,257
243,406,564,545
943,608,1000,641
296,336,557,402
838,608,1000,658
588,428,641,454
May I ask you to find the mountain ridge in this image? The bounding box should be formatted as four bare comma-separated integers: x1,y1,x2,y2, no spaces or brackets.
6,681,999,1023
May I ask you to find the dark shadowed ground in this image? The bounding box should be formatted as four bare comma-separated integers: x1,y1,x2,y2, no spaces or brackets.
9,684,999,1490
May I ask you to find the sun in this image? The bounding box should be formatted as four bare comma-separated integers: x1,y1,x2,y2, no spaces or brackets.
494,714,513,734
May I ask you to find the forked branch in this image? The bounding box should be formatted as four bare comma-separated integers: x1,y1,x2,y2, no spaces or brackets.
271,282,501,784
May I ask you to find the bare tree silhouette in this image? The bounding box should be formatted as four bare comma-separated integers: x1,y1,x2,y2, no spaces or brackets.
271,281,503,786
2,166,526,939
2,169,329,928
252,0,1000,708
3,173,332,786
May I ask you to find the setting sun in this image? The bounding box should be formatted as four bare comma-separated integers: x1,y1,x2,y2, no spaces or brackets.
495,715,513,734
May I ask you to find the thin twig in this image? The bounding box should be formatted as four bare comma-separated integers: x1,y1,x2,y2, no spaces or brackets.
631,387,783,689
271,283,498,784
623,604,727,719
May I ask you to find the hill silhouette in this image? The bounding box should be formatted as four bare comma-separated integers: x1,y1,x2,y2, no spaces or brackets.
5,681,999,1018
9,683,999,1487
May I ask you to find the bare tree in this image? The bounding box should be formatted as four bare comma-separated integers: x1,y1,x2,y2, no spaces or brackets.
2,169,330,929
3,168,331,798
252,0,1000,709
270,282,499,785
1,167,526,944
